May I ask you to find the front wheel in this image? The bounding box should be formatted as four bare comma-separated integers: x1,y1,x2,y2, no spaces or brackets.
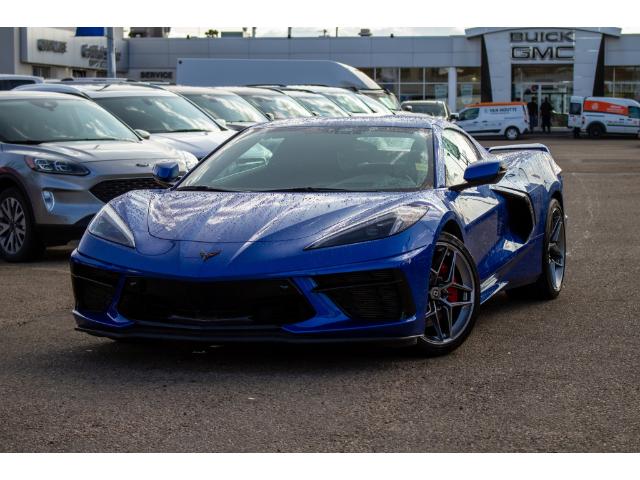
504,126,520,141
0,188,44,262
415,233,481,356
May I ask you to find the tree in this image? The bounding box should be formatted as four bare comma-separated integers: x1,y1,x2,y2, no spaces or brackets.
205,29,219,38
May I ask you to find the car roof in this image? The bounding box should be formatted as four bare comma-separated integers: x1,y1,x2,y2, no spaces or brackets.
0,90,88,101
0,74,43,81
225,86,286,96
466,102,526,108
402,100,446,105
249,115,443,130
286,85,355,94
16,82,175,99
164,85,241,96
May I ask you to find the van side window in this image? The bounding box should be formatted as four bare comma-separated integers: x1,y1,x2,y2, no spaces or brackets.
629,106,640,119
569,102,582,115
458,108,479,121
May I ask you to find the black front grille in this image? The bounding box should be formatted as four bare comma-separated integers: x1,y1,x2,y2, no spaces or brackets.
117,277,315,327
313,269,414,322
71,262,120,312
90,177,165,203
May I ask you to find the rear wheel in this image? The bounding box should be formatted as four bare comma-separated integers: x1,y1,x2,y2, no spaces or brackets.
504,126,520,140
415,233,480,356
588,123,605,139
506,199,566,300
0,188,44,262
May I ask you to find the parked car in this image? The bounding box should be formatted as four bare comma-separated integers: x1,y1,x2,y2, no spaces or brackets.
176,58,401,110
164,86,269,131
286,85,381,116
568,96,640,138
0,74,43,91
70,116,565,356
16,82,234,160
0,91,197,262
454,102,530,140
225,87,313,120
258,86,350,117
401,100,451,120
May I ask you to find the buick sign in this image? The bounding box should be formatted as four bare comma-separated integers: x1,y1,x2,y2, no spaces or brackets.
510,30,575,61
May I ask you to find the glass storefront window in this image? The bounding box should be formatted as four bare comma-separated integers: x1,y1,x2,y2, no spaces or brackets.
425,68,449,83
604,67,640,100
456,67,480,83
401,68,423,82
457,83,480,110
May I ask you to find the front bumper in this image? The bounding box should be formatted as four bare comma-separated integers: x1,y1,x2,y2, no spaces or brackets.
70,244,432,344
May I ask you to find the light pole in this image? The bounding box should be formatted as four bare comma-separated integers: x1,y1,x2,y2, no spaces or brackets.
106,27,116,78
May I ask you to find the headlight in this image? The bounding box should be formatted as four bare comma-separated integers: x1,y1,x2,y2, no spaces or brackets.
307,204,429,249
87,204,135,248
24,156,89,176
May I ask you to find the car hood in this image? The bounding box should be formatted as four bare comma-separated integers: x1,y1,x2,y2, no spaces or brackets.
4,140,177,163
146,190,427,243
149,130,234,159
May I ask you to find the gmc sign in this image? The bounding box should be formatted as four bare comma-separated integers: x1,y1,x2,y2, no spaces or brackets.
510,30,575,61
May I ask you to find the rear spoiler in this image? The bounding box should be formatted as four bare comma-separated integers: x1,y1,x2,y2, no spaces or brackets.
487,144,550,154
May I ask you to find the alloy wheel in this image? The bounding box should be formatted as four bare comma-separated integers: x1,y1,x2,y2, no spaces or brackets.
0,197,27,255
547,207,566,291
423,241,476,345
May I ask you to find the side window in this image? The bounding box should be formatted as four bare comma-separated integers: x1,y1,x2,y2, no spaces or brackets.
441,134,466,186
629,106,640,119
458,108,479,122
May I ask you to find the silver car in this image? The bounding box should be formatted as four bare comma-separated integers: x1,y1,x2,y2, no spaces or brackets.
0,91,198,262
16,82,235,160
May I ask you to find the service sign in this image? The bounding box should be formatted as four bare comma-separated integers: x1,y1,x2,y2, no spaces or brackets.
510,29,575,62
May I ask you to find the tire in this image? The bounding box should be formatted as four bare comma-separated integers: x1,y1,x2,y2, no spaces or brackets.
0,187,44,262
414,232,481,356
504,126,520,141
506,198,566,300
587,123,605,139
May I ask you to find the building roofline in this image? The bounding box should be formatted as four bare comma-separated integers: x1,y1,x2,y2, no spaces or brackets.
465,27,622,38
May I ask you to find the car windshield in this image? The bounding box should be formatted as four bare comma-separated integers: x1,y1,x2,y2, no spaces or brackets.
0,98,138,144
179,126,434,192
237,93,312,119
95,95,221,134
407,103,447,117
184,92,267,123
364,91,401,110
358,95,393,114
323,92,371,114
287,93,349,117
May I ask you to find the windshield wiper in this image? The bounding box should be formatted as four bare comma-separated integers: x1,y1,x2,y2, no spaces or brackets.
166,129,212,133
174,185,238,192
257,187,349,192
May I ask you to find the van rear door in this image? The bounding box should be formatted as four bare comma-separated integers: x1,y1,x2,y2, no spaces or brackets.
568,97,583,128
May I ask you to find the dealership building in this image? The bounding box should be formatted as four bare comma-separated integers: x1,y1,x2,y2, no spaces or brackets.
2,27,639,113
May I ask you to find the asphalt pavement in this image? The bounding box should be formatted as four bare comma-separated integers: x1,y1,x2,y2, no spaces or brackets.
1,135,639,452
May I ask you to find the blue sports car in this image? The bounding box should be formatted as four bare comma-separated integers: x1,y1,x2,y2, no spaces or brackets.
70,116,565,355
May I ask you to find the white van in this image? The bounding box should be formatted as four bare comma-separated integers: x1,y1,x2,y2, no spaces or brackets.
568,96,640,138
454,102,530,140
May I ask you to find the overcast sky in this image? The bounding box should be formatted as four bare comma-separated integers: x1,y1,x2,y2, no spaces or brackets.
162,27,640,38
166,27,465,37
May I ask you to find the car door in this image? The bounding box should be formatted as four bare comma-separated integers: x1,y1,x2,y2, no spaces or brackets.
440,129,503,281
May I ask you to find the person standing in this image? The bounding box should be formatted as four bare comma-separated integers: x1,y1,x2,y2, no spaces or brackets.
540,97,553,133
527,97,539,132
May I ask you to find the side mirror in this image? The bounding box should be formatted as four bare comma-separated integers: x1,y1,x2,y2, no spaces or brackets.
450,160,504,192
449,113,459,121
135,129,151,140
215,118,228,129
402,105,413,112
153,161,180,187
265,112,275,121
